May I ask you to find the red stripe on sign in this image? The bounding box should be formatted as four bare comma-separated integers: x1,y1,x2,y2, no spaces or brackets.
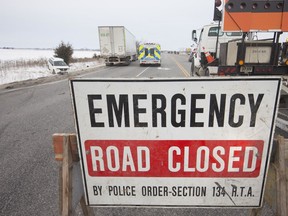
85,140,263,178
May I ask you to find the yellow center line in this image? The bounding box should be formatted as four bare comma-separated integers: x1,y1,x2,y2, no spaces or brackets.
170,56,190,77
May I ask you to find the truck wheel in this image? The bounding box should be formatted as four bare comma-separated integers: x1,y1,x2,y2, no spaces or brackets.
279,95,288,108
106,63,113,66
124,59,130,66
197,67,209,76
204,67,210,76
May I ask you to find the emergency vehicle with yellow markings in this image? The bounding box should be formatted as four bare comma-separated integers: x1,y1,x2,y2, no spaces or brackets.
138,43,161,66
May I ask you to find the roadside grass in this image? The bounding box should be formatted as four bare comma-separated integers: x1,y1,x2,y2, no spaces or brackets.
0,58,48,71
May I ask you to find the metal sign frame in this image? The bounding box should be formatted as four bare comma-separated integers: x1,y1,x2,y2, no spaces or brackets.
70,77,281,207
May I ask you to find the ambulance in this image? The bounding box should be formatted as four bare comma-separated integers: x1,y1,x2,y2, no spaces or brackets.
138,43,161,66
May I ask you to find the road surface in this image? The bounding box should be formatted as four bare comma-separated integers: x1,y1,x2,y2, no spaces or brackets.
0,53,281,216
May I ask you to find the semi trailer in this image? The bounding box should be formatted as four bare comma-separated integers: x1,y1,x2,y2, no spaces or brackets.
98,26,137,66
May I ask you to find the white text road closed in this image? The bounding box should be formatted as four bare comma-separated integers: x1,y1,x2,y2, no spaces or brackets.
70,77,281,207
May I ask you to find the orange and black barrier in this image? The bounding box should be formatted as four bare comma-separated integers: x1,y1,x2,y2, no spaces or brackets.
223,0,288,32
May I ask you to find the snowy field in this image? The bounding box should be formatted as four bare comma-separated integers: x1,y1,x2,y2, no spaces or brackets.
0,49,102,85
0,49,99,60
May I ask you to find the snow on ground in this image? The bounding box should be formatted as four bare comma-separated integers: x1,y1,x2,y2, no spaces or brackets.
0,49,103,85
0,48,99,60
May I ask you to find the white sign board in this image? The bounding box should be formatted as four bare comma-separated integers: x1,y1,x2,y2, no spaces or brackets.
70,77,281,207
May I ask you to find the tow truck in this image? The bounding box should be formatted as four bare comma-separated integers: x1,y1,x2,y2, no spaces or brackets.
192,0,288,108
218,0,288,108
218,0,288,76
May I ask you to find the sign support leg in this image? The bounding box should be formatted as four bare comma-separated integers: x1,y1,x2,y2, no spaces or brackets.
53,133,95,216
275,135,287,216
61,134,73,216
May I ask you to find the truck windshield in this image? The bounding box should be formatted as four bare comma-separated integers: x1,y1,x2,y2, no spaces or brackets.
208,27,224,37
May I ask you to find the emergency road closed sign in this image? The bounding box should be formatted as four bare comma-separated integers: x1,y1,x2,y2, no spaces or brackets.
70,77,281,207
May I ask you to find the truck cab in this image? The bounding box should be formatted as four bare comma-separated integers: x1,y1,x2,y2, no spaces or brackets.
191,23,242,76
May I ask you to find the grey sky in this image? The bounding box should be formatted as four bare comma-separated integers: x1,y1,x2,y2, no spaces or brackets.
1,0,216,50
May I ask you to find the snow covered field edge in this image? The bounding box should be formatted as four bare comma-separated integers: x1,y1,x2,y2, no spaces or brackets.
0,49,104,86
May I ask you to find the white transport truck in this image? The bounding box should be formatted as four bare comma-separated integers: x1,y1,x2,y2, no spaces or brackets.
98,26,137,66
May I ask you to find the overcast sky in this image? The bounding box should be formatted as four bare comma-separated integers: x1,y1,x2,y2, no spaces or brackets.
1,0,217,50
2,0,287,51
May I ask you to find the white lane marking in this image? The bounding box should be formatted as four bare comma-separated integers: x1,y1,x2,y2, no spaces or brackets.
136,67,150,77
157,67,171,71
276,117,288,133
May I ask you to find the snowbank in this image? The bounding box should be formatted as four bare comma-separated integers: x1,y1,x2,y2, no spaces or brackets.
0,61,103,85
0,49,103,85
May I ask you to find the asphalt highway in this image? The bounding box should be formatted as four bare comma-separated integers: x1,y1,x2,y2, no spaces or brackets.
0,53,281,216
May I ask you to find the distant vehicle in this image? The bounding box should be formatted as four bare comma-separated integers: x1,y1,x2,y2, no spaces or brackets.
138,43,161,66
47,57,69,74
186,47,192,55
98,26,137,66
